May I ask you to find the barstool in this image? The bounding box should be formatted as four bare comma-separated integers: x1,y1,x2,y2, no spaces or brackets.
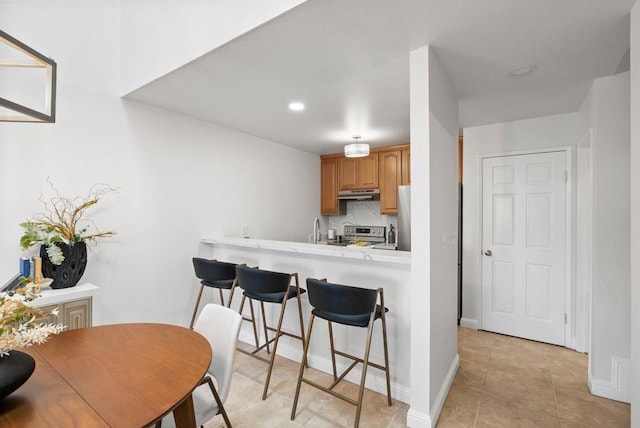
234,265,307,400
290,278,391,428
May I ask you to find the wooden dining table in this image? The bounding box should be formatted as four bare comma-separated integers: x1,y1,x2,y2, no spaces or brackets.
0,323,211,427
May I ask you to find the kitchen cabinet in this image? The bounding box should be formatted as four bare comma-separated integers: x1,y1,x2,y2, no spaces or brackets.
321,144,409,215
401,146,410,185
320,156,344,215
379,150,402,214
338,153,378,190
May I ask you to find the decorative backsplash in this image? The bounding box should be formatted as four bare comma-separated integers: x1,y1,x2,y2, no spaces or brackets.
327,200,397,235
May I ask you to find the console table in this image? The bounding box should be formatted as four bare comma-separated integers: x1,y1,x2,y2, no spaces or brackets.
29,282,100,328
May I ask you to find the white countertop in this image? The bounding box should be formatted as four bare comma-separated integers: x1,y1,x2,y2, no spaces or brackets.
201,237,411,265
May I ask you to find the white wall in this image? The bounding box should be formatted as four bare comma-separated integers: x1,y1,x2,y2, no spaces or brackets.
426,47,459,421
461,113,578,331
629,2,639,424
408,46,431,428
120,0,306,94
0,2,320,326
578,72,631,403
407,46,459,428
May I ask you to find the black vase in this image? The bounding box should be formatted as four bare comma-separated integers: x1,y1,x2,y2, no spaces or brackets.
40,242,88,289
0,350,36,400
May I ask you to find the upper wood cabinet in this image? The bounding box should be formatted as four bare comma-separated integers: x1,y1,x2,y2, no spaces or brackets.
379,150,402,214
338,153,379,190
401,146,410,185
321,157,342,215
320,144,409,215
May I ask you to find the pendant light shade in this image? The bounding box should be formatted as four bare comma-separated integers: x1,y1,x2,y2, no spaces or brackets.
344,136,369,158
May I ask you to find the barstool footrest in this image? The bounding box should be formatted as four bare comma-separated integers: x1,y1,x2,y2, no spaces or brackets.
266,325,304,342
328,359,359,390
237,347,271,364
301,378,358,406
333,349,388,372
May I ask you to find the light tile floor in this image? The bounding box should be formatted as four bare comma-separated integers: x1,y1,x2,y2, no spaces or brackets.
439,328,631,427
203,328,630,427
203,341,407,428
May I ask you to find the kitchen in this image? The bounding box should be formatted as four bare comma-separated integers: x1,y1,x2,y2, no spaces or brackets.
201,143,414,402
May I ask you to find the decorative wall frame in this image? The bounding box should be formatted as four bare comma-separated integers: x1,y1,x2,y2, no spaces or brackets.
0,30,56,123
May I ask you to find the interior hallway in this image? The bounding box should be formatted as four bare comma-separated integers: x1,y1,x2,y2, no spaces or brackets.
439,328,630,427
202,328,630,427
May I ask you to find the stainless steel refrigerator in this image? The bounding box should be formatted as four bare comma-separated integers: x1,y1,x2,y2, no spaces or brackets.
397,185,411,251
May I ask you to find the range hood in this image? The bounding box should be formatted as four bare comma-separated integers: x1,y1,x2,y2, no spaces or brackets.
337,189,380,200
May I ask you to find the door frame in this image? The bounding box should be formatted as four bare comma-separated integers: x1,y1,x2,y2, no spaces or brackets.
477,146,574,348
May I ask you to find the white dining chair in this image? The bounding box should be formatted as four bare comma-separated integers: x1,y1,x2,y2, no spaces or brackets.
158,303,242,428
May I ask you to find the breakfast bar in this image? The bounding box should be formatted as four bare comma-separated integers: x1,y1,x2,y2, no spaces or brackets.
200,237,412,404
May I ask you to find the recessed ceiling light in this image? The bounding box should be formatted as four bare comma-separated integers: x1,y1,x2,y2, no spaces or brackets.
509,64,537,77
288,102,305,111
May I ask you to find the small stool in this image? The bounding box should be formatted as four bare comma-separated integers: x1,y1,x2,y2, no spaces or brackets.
290,278,391,428
234,265,307,400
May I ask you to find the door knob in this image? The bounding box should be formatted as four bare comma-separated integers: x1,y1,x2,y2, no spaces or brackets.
484,250,492,256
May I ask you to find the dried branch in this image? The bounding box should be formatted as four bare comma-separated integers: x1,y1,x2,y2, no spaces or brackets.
19,180,117,264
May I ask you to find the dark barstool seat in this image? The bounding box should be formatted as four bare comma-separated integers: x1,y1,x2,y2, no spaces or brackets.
235,265,307,400
191,258,236,325
291,278,391,428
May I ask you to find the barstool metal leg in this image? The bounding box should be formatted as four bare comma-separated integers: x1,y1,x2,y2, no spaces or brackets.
328,321,337,381
238,295,260,349
218,288,225,307
262,288,290,400
291,313,315,420
260,301,271,354
293,273,307,367
190,283,205,329
354,312,377,428
379,291,392,405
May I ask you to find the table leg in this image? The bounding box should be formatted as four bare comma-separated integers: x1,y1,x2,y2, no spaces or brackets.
172,394,196,428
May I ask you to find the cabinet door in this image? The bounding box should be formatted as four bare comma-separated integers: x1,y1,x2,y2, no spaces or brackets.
62,298,92,329
338,157,358,190
379,150,402,214
321,158,340,215
36,304,60,325
402,147,411,185
357,153,379,188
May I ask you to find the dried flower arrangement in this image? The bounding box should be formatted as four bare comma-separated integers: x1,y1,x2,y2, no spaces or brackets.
19,181,116,265
0,283,65,356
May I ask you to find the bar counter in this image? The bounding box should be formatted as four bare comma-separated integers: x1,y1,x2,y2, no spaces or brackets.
200,237,412,404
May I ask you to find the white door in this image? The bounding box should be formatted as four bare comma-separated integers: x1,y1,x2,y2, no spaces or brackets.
482,151,567,345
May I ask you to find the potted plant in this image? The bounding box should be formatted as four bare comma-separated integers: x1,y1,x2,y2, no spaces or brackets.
19,182,115,289
0,283,65,399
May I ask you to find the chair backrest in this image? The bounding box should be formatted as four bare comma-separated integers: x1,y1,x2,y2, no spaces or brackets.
193,258,237,282
193,304,242,402
306,278,378,316
235,265,291,294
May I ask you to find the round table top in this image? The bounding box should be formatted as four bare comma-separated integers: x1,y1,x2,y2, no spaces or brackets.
0,323,211,428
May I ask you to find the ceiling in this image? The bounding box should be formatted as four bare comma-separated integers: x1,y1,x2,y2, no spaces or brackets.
125,0,634,155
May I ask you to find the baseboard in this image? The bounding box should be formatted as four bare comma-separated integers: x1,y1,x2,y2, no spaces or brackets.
459,317,478,329
238,336,411,404
430,353,460,424
406,408,432,428
588,356,632,403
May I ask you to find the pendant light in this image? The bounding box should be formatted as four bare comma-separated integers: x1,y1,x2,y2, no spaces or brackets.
344,135,370,158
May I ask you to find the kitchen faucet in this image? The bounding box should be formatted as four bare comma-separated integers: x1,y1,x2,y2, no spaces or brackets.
313,217,320,243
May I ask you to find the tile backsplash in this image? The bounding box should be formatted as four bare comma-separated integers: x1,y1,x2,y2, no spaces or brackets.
327,200,397,235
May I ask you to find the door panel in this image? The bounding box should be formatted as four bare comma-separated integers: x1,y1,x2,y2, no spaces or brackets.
482,151,566,345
